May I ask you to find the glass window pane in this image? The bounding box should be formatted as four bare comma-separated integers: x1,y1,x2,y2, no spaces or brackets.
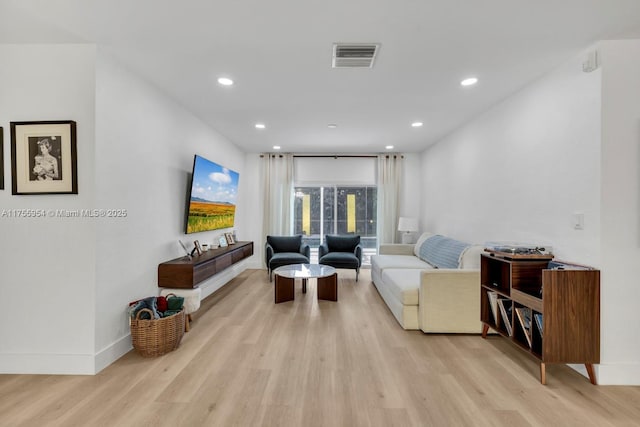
294,187,320,249
323,187,335,236
337,187,372,236
294,184,377,264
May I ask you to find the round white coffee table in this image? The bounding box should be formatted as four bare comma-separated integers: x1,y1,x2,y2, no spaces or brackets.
273,263,338,303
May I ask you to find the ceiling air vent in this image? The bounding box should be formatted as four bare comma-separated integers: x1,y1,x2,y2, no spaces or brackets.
332,43,380,68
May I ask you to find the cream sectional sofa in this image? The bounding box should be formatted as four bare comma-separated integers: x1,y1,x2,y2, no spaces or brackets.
371,232,484,333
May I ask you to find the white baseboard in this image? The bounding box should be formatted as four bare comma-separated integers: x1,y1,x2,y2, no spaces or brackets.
590,363,640,385
0,333,133,375
0,352,95,375
95,333,133,374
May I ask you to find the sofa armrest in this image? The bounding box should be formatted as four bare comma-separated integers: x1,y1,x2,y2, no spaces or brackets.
265,243,274,267
418,269,483,333
354,245,363,267
318,243,328,259
379,243,415,255
300,243,311,259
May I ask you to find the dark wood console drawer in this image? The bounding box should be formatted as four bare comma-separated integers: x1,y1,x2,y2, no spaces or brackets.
193,259,218,286
158,263,194,289
158,241,253,288
231,248,245,263
216,253,233,270
243,244,253,257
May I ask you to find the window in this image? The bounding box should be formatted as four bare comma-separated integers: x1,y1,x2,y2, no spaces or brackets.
294,185,377,264
293,156,378,264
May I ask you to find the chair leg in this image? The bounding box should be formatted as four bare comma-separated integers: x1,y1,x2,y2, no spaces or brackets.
356,268,359,282
269,269,272,282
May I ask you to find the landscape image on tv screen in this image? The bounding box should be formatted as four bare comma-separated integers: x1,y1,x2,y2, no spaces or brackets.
186,155,239,234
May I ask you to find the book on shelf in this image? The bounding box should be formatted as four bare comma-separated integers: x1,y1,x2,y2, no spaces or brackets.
497,298,513,336
487,291,498,324
534,313,543,337
515,307,533,347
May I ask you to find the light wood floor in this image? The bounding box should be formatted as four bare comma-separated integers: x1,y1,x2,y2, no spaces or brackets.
2,269,639,427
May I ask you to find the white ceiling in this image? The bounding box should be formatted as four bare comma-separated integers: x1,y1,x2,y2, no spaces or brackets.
3,0,640,153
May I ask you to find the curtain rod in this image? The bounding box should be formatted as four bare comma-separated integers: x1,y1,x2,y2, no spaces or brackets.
259,154,403,158
294,155,378,158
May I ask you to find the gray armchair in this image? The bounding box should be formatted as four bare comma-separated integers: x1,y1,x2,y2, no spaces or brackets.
318,234,363,281
265,234,311,281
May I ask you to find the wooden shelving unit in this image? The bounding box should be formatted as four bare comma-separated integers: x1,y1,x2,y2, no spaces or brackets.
158,241,254,289
480,252,600,385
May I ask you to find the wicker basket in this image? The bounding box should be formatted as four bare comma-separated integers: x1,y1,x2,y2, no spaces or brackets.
130,308,185,357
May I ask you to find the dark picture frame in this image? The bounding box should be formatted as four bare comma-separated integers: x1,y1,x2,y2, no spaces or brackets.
193,240,202,256
0,127,4,190
225,232,236,245
10,121,77,195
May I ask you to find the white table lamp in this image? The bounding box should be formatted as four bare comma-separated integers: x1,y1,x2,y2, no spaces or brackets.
398,217,419,244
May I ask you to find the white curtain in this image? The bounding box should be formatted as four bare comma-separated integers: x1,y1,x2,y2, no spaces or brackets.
261,153,294,237
377,154,403,245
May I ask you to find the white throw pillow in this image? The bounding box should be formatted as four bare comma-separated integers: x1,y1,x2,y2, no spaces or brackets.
413,232,434,257
459,245,484,269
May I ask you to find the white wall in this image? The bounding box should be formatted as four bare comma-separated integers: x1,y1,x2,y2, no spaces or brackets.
0,45,98,373
93,50,250,370
598,39,640,385
421,42,640,385
421,50,601,263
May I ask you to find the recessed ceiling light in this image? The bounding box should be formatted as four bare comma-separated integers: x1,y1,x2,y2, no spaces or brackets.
273,145,281,150
385,145,394,150
411,122,423,127
460,77,478,87
217,77,234,86
328,124,338,128
255,123,266,129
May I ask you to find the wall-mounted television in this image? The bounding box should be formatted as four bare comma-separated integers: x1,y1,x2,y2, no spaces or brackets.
185,155,239,234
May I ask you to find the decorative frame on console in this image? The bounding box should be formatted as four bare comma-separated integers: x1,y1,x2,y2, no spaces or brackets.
10,121,77,195
225,232,236,245
193,240,203,256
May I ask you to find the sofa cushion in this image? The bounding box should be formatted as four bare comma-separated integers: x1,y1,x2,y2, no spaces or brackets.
319,252,359,269
267,235,302,253
269,252,309,267
371,254,434,281
326,234,360,252
381,269,421,305
418,235,470,269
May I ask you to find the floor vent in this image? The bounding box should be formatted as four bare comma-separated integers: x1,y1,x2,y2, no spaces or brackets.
332,43,379,68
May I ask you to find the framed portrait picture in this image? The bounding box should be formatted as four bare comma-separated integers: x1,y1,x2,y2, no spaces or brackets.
0,127,4,190
193,240,202,256
225,232,236,245
10,121,77,195
219,235,228,248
